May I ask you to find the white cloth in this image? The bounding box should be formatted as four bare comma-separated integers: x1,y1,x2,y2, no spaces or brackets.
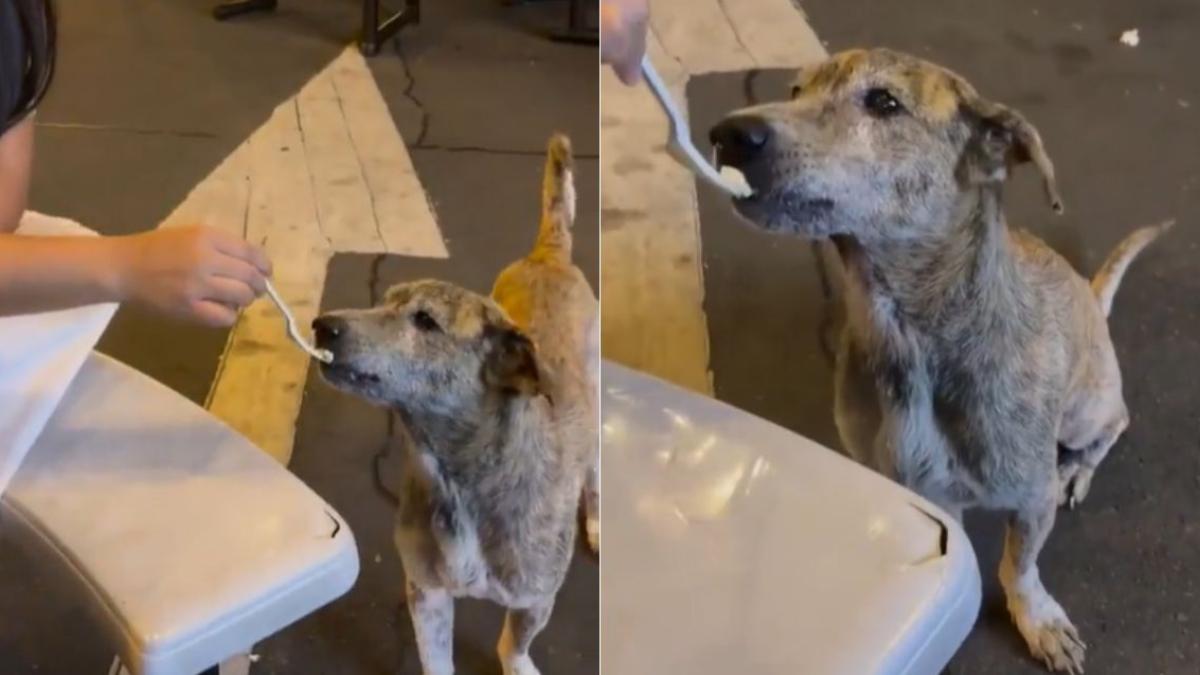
0,211,118,495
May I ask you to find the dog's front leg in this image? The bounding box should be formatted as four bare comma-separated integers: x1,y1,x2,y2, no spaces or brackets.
497,600,554,675
406,581,455,675
1000,500,1086,674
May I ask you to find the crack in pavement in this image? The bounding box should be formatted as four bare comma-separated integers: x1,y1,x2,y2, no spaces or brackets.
366,251,402,506
367,252,387,306
385,35,601,161
393,39,431,147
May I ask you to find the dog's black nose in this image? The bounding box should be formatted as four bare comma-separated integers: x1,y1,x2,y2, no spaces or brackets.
312,315,347,346
710,115,773,167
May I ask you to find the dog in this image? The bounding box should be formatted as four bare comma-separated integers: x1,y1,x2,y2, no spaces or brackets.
312,134,599,675
709,48,1170,674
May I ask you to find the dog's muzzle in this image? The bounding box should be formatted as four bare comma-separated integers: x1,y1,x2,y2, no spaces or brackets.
710,115,773,170
312,315,347,351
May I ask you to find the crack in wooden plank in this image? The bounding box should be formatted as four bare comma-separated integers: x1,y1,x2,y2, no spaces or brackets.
716,0,758,67
330,73,389,251
294,98,334,250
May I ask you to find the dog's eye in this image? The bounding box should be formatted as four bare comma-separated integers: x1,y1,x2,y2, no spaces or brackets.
412,310,441,333
863,88,905,117
790,84,803,99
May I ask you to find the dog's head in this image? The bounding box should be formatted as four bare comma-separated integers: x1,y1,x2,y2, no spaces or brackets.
710,48,1061,242
312,280,542,415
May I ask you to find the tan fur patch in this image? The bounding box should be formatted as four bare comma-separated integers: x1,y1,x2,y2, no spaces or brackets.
802,49,868,92
450,304,486,337
914,71,960,122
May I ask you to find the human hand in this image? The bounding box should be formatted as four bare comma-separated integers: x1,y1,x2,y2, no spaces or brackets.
601,0,649,85
114,225,272,327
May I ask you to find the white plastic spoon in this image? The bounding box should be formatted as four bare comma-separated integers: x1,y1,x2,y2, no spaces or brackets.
640,56,754,198
263,279,334,364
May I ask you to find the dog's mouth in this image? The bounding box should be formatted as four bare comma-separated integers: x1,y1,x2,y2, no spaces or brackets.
711,148,756,202
728,183,836,234
320,361,382,387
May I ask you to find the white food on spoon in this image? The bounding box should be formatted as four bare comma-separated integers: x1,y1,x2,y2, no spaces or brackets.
719,165,753,197
711,146,754,198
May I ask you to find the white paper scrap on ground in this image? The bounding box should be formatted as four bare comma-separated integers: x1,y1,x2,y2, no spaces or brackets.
0,212,118,496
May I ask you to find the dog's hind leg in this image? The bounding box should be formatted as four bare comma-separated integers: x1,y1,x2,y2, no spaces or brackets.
1060,413,1127,508
584,459,600,553
407,582,455,675
999,499,1086,674
1059,351,1129,509
498,600,554,675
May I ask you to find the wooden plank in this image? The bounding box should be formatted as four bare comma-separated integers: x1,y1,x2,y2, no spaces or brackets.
297,65,386,253
720,0,827,68
330,48,448,259
204,97,331,464
600,34,714,395
600,0,825,393
651,0,756,74
191,46,447,465
158,141,251,237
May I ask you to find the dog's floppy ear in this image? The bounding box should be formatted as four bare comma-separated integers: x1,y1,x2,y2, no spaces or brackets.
482,325,542,397
960,95,1063,214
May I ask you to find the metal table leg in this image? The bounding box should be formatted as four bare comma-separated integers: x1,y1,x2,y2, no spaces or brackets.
212,0,420,57
360,0,421,56
549,0,597,44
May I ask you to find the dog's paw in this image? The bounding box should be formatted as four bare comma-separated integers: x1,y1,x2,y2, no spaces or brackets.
1022,617,1086,674
1008,591,1086,674
502,654,541,675
586,516,599,554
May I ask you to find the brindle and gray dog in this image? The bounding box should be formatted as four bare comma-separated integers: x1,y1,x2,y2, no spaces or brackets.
312,134,598,675
710,49,1170,674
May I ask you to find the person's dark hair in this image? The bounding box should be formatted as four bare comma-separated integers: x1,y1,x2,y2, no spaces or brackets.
0,0,56,135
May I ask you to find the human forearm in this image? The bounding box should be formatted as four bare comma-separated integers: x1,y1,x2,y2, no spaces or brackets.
601,0,649,85
0,232,126,315
0,226,272,325
0,117,34,233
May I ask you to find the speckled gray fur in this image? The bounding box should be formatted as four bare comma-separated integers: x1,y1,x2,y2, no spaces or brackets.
714,49,1171,674
315,135,596,675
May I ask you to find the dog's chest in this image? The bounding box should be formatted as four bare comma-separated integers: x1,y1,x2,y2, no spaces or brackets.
399,507,532,604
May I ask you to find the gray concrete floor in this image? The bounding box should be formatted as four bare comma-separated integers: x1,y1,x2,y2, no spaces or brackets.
694,0,1200,672
0,0,597,673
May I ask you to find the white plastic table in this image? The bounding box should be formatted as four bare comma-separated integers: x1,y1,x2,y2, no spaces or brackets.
0,213,359,675
2,353,359,674
601,361,980,675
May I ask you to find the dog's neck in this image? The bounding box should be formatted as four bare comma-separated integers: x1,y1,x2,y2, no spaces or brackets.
836,185,1033,345
396,393,555,477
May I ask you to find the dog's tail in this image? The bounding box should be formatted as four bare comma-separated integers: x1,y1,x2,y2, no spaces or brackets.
532,133,576,262
1091,219,1175,318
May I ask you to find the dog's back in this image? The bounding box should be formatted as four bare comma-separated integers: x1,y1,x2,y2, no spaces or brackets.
492,135,599,453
